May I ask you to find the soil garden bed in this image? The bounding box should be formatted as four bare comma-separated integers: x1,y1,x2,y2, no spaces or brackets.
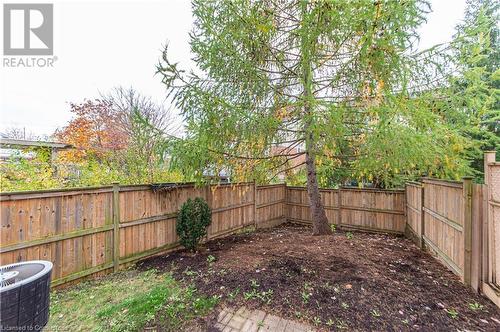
138,224,500,331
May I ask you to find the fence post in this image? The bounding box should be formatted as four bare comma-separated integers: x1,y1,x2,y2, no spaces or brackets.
484,151,496,284
403,184,408,236
112,182,121,272
463,176,473,285
484,151,496,187
253,180,258,229
337,187,342,228
283,182,288,224
419,183,425,249
205,184,213,239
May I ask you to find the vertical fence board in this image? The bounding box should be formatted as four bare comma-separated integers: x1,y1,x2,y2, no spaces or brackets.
471,184,485,292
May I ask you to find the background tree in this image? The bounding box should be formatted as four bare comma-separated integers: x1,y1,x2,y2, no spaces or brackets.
0,148,61,191
49,87,183,188
1,127,47,141
159,0,473,234
102,87,180,182
103,86,177,137
55,99,126,162
448,0,499,180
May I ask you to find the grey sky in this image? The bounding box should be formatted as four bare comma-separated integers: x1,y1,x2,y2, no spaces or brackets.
0,0,467,137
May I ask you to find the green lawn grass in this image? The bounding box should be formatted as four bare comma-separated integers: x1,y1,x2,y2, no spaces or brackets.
47,269,219,332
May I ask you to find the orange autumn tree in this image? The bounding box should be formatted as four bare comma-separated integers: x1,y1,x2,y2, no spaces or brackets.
54,88,183,186
55,99,128,162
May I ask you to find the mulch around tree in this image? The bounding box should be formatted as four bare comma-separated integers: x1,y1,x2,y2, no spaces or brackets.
138,224,500,331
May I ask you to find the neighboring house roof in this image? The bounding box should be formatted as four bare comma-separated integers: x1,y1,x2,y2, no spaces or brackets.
0,138,74,161
0,138,73,150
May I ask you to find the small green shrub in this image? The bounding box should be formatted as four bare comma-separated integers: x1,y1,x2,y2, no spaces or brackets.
445,308,459,319
468,302,483,311
176,197,212,252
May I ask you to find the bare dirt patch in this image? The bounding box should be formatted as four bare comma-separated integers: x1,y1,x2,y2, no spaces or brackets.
138,224,500,331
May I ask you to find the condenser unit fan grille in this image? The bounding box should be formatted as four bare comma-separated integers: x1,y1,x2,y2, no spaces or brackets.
0,261,52,331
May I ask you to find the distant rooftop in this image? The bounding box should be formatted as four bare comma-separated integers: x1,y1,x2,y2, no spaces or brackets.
0,138,73,150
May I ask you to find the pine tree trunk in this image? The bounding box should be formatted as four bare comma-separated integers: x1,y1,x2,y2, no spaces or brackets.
305,149,332,235
299,1,331,236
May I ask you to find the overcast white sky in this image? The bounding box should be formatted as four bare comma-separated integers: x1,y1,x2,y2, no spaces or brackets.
0,0,467,138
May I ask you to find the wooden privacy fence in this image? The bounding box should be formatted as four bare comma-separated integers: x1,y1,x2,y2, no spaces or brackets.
0,182,405,287
2,159,498,297
286,186,406,234
404,151,500,307
0,182,274,287
405,177,474,283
